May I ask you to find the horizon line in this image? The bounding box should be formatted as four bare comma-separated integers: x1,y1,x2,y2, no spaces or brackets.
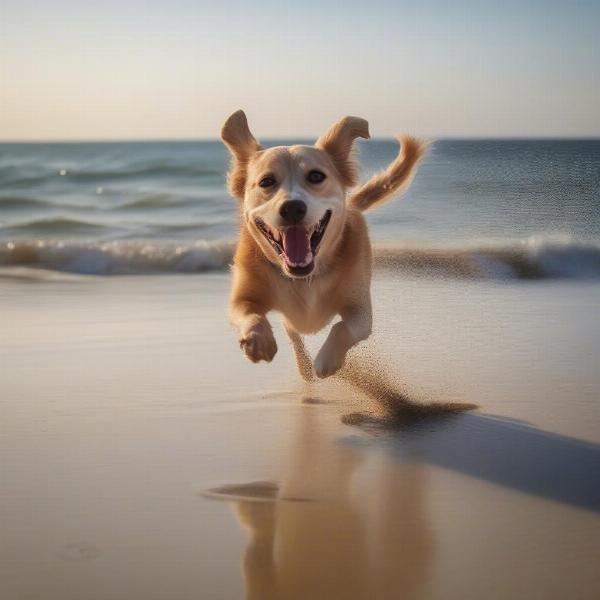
1,135,600,144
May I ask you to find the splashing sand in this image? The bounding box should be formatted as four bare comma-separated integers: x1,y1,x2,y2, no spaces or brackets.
336,354,477,426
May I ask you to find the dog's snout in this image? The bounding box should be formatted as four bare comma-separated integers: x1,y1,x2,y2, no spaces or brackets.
279,200,307,225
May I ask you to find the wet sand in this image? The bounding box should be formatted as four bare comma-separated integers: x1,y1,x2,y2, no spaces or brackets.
1,270,600,599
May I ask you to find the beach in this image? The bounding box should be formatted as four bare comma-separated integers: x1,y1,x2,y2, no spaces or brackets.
2,268,599,599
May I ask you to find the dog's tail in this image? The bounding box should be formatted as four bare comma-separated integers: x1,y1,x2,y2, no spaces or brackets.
348,135,429,212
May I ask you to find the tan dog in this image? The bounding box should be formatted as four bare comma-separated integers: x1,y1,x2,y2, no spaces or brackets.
221,110,426,379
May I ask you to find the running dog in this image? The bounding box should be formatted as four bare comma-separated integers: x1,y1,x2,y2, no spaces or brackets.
221,110,426,379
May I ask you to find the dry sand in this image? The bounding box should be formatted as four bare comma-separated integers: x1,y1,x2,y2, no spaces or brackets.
1,270,600,599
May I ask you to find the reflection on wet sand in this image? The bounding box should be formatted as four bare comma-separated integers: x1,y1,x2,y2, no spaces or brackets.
207,408,433,600
204,354,600,599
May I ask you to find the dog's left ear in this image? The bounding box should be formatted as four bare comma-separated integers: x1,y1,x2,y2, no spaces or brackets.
315,116,370,187
221,110,262,199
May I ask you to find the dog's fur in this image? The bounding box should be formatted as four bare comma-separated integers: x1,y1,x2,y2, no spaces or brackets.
221,110,427,379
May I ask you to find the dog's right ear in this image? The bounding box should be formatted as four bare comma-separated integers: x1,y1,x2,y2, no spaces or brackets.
221,110,262,199
316,116,370,187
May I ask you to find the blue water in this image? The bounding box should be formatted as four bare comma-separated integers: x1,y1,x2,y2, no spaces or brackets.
0,139,599,277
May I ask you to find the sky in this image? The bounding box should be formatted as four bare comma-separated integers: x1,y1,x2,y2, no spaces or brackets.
0,0,599,140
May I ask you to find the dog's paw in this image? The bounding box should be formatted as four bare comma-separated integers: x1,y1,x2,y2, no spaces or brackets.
240,322,277,363
314,345,346,379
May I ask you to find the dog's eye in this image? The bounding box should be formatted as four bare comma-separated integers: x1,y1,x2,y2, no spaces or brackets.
259,176,276,188
307,170,326,184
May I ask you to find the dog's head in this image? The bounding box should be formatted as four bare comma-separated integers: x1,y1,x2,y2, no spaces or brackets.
221,110,369,279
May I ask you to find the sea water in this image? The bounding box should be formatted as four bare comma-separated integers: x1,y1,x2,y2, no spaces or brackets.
0,139,598,278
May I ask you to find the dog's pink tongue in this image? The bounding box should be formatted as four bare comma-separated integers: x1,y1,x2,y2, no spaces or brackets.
282,226,310,265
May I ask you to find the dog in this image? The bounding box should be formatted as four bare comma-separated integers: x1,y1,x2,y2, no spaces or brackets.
221,110,426,379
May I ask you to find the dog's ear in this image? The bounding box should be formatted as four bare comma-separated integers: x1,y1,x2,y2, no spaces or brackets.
315,116,370,187
221,110,262,198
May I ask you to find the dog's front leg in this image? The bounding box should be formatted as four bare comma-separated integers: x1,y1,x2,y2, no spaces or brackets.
314,306,372,378
231,300,277,364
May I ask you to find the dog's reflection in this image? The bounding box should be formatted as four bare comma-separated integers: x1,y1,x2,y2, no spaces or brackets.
214,409,433,600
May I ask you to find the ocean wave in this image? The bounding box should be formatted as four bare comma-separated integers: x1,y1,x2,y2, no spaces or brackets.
0,164,223,186
0,193,219,213
3,216,117,235
0,236,599,279
115,194,184,210
59,164,223,182
374,236,600,280
0,240,235,275
0,195,55,210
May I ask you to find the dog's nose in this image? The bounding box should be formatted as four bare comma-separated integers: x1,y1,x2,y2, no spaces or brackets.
279,200,307,224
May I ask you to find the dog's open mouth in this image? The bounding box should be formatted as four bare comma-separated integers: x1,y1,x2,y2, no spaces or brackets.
255,210,332,277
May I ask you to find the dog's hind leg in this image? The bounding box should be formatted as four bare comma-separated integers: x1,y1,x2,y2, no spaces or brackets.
284,323,314,382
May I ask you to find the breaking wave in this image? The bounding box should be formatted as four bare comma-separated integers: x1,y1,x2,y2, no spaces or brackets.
374,236,600,280
0,240,235,275
1,235,599,279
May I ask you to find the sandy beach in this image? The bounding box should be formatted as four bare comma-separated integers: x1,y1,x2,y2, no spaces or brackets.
2,268,599,600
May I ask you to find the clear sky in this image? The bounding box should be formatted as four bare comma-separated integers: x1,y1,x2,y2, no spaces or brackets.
1,0,598,140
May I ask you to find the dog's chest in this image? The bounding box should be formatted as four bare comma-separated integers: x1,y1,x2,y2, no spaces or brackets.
276,278,338,334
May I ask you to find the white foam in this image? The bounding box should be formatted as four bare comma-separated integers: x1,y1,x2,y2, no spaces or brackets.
0,240,235,275
1,235,599,280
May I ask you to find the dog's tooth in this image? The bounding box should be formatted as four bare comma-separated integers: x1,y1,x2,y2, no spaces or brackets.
299,251,313,266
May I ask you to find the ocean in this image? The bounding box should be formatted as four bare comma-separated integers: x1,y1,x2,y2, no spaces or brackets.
0,139,599,278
